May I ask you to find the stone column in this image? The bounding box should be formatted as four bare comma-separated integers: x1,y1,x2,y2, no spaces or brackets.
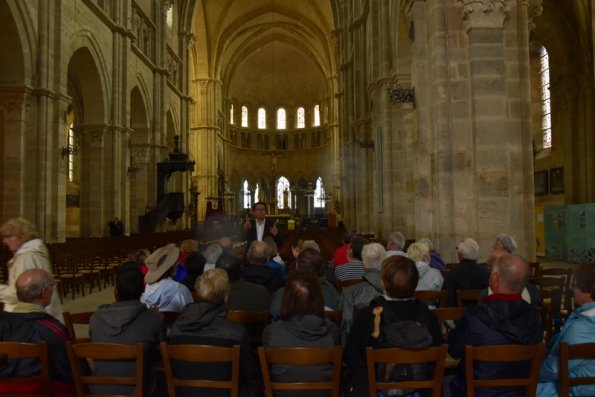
79,125,108,236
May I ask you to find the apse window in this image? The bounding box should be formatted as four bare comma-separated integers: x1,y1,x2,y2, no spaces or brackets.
277,108,286,130
540,45,552,149
241,106,248,127
230,104,234,125
276,176,291,209
67,123,75,182
297,107,305,128
242,180,251,209
258,107,266,129
314,177,326,208
313,104,320,127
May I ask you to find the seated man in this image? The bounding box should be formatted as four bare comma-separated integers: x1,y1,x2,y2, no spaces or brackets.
243,240,282,292
216,253,270,312
447,254,542,397
170,269,259,396
0,269,75,396
385,231,408,258
90,266,166,396
537,262,595,396
442,237,489,307
334,236,369,282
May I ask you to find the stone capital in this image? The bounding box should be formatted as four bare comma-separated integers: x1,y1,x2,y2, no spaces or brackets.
459,0,511,30
527,0,543,31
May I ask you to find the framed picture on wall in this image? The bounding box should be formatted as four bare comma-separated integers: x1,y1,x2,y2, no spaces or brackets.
550,167,565,194
534,170,549,196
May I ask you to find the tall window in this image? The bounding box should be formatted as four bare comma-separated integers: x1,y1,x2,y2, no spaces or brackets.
313,104,320,127
258,107,266,129
314,177,326,208
67,123,75,182
540,46,552,149
254,183,261,203
242,180,251,209
277,108,286,130
297,107,305,128
230,104,234,124
276,176,291,209
241,106,248,127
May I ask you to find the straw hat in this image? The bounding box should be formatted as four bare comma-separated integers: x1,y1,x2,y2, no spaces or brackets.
144,243,180,284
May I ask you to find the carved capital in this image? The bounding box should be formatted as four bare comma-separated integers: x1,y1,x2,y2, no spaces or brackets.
130,144,151,165
527,0,543,31
0,87,32,118
185,33,196,49
459,0,511,30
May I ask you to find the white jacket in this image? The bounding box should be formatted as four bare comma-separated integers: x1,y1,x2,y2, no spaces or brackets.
0,239,63,323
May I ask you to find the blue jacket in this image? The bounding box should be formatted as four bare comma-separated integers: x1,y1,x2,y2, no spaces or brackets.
448,294,543,397
537,301,595,396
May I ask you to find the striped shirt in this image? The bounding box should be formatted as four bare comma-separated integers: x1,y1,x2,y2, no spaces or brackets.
335,261,364,281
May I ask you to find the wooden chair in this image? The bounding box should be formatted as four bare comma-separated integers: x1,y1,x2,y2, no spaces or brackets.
336,278,363,292
160,342,240,397
531,276,564,339
66,341,144,397
540,267,573,311
258,346,342,397
527,261,540,278
415,290,447,308
433,307,465,340
464,343,545,397
366,344,448,397
456,289,482,307
0,342,50,397
225,310,269,345
63,311,94,343
560,342,595,396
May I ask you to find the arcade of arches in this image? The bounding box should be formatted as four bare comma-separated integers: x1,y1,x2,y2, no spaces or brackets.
0,0,593,263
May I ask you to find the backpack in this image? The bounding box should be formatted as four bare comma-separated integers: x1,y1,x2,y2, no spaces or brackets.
370,297,434,396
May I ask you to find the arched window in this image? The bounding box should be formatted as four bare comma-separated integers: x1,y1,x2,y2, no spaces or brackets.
230,104,234,124
277,108,286,130
258,107,266,129
276,176,291,209
254,183,261,203
540,46,552,149
313,104,320,127
297,107,305,128
314,177,326,208
67,122,75,182
241,106,248,127
242,180,251,209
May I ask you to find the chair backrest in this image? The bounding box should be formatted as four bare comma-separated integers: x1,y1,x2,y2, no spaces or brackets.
258,346,342,397
433,307,465,340
324,310,342,327
63,311,94,343
160,342,240,397
66,341,144,397
540,267,573,311
560,342,595,396
456,289,482,307
0,342,50,397
464,343,545,397
366,344,448,397
527,261,541,278
414,290,447,308
336,278,363,292
225,310,269,345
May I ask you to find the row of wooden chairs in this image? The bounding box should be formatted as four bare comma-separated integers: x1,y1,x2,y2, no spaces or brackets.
7,340,595,397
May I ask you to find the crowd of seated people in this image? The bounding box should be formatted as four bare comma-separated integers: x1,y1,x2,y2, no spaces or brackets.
2,218,595,397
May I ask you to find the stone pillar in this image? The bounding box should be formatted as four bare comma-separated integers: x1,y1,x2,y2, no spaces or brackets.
80,125,108,236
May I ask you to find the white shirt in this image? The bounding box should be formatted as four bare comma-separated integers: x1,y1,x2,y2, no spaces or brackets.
256,220,265,241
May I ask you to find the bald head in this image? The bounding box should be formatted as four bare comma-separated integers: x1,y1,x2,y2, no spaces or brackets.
247,241,269,265
490,254,529,294
15,269,55,306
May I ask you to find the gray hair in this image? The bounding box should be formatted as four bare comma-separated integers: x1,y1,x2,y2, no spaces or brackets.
16,270,53,303
203,243,223,264
362,243,387,270
302,240,320,253
496,234,517,253
387,232,406,251
457,238,480,260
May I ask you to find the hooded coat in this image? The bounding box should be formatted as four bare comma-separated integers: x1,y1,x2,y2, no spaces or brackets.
262,314,340,397
170,301,258,397
415,261,444,292
537,301,595,397
89,300,166,396
0,239,63,322
448,294,543,397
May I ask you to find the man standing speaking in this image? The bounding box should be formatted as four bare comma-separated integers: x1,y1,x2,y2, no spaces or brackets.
243,201,282,247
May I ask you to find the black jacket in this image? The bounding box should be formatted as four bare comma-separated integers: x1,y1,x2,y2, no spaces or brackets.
243,264,282,292
443,259,490,307
245,219,282,247
448,294,543,397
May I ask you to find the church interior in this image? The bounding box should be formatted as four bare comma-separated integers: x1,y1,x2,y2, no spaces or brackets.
0,0,594,265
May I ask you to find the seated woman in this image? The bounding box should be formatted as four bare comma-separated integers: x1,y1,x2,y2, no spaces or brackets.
262,270,341,396
407,242,444,309
537,262,595,397
343,255,442,396
170,268,259,396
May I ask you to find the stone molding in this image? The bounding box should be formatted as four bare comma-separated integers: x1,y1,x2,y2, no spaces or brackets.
130,144,151,165
0,88,32,117
527,0,543,31
459,0,511,30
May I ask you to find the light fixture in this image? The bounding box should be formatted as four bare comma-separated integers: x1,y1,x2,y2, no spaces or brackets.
61,144,78,159
387,81,416,106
